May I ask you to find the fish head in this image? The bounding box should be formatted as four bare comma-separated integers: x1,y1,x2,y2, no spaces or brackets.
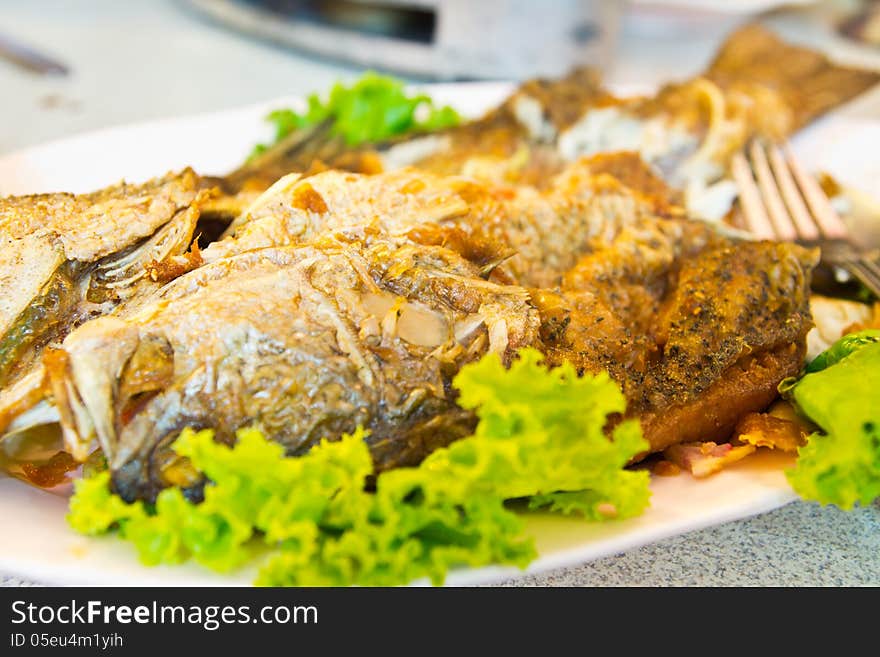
44,317,173,462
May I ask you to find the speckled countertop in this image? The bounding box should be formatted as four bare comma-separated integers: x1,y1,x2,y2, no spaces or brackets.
1,0,878,587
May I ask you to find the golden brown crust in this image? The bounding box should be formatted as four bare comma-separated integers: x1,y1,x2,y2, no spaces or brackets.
572,151,683,212
509,67,621,133
542,235,816,458
638,341,805,456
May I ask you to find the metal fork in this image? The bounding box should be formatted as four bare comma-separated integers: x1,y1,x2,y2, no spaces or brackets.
731,140,880,299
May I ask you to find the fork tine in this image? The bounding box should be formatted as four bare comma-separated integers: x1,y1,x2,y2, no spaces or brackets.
731,151,776,239
847,260,880,298
749,141,798,241
766,144,820,242
858,255,880,285
783,144,850,240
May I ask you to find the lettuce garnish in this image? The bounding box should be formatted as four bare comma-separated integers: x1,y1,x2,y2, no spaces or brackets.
67,348,650,586
803,329,880,374
785,331,880,508
249,71,460,158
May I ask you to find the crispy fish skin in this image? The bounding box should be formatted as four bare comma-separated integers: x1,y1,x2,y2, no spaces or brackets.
0,170,204,392
0,234,64,343
208,161,679,291
201,169,469,263
47,237,538,501
0,169,199,261
638,342,806,456
642,241,816,410
541,235,818,454
0,260,79,388
448,157,683,288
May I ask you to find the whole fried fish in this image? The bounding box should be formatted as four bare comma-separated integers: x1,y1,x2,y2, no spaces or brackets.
2,26,845,498
40,236,538,501
1,159,818,501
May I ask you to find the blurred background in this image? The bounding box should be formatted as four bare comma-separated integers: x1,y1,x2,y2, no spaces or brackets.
1,0,880,153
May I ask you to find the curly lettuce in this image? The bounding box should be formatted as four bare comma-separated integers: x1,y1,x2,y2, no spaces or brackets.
249,71,460,158
803,329,880,374
430,349,650,520
785,332,880,508
67,348,650,586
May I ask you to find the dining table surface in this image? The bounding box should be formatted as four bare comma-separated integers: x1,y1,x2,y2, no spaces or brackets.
1,0,878,587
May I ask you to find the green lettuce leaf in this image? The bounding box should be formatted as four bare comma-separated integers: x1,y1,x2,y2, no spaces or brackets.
786,338,880,508
804,329,880,374
432,348,650,520
67,348,650,586
249,71,460,158
67,471,147,535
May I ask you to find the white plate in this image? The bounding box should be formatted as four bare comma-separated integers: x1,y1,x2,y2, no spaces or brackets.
0,81,877,587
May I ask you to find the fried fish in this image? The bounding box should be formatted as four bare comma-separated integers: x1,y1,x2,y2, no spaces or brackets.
41,236,538,501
